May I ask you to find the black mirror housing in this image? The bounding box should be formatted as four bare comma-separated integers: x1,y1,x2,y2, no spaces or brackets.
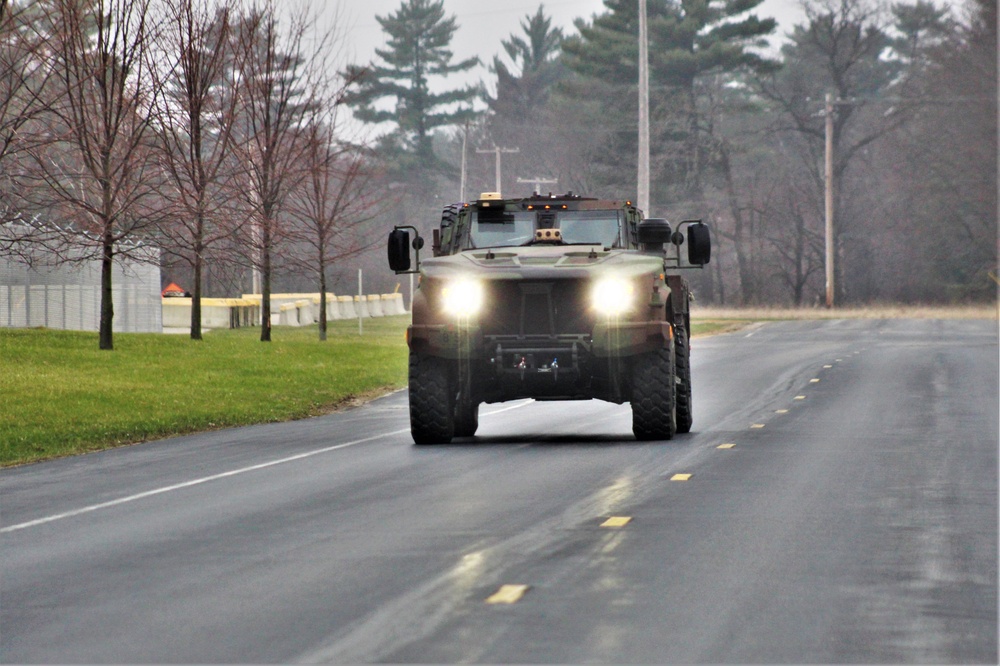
687,221,711,265
637,217,672,249
388,229,411,272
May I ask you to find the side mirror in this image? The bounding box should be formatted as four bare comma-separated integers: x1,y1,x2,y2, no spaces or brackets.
388,228,411,272
637,217,672,251
687,221,711,265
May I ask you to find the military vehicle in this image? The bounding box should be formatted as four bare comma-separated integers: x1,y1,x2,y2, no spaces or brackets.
387,192,711,444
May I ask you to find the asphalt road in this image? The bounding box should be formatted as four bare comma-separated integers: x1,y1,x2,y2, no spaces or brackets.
2,319,997,664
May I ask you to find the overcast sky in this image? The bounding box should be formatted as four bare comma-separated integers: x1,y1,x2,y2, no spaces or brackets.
330,0,809,86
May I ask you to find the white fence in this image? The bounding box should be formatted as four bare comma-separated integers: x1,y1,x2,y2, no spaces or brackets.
162,293,408,331
0,251,162,333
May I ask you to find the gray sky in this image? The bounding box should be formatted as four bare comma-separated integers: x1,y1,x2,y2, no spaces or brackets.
332,0,808,84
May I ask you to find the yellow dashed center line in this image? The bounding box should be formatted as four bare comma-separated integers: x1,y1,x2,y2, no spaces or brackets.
823,364,833,369
775,409,789,414
810,378,821,383
486,584,530,604
717,443,735,449
750,423,766,429
601,516,632,528
670,473,693,481
794,395,806,400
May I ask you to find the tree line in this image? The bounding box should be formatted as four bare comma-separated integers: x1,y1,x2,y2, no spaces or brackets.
345,0,996,308
1,0,996,350
1,0,381,348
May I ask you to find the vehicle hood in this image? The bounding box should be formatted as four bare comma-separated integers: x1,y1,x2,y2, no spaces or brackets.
420,245,664,281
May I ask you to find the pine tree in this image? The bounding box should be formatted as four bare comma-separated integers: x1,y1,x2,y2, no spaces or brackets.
343,0,479,179
884,0,996,301
561,0,779,202
487,5,566,122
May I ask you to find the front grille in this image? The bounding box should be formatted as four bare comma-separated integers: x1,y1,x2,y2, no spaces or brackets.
481,280,592,337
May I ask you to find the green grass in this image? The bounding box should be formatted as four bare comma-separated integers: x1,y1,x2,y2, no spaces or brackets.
0,315,731,466
10,305,982,466
0,317,410,466
690,320,748,337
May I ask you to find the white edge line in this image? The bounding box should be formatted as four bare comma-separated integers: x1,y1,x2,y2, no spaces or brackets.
481,399,532,417
2,400,535,534
1,428,410,534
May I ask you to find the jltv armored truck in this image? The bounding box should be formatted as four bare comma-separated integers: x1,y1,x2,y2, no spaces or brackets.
387,192,710,444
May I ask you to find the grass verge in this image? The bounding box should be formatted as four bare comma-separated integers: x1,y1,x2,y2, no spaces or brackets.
3,304,993,466
0,317,410,466
689,304,997,337
693,304,998,321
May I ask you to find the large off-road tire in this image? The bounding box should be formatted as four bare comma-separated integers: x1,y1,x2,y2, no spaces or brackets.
454,399,479,437
631,347,677,441
441,203,461,226
674,325,693,434
409,351,454,444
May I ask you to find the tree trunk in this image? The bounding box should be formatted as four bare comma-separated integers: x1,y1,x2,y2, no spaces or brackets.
792,207,806,306
318,255,327,341
719,144,755,304
686,86,702,203
99,235,114,350
191,236,203,340
260,224,272,342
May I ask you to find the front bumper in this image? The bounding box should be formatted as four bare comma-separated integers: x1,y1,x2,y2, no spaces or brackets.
407,320,672,359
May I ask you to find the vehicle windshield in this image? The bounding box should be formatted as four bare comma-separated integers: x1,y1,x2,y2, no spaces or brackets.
469,211,536,247
469,209,622,248
558,210,621,246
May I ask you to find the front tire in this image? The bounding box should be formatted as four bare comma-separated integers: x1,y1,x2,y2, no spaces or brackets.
675,325,693,434
454,399,479,437
631,346,677,441
409,351,454,444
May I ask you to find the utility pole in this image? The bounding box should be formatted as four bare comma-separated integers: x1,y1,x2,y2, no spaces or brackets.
460,120,469,202
825,93,834,309
517,176,558,195
477,145,519,193
824,94,854,308
637,0,650,215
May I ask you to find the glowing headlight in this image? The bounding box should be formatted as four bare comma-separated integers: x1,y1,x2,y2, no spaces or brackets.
441,279,484,317
592,277,634,315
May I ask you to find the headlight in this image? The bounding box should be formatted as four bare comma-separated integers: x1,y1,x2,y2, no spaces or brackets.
441,279,484,317
592,277,634,315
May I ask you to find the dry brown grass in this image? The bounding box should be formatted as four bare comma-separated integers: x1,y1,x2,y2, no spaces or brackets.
691,304,999,321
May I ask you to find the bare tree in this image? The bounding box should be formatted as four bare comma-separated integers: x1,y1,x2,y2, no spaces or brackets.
231,1,324,342
0,0,55,228
755,0,920,303
23,0,163,350
288,118,382,340
152,0,241,339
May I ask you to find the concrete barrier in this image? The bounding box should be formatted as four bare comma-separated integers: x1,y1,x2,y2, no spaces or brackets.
162,298,191,328
331,295,345,319
278,302,300,326
190,292,408,327
296,299,314,324
383,293,407,315
313,295,341,321
162,297,260,330
353,295,370,318
338,295,356,318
